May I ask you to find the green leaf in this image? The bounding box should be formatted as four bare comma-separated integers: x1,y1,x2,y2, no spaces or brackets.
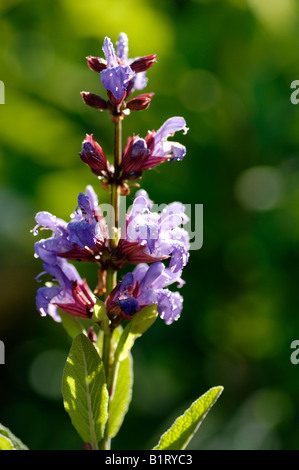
115,305,158,362
59,310,85,339
62,333,109,449
108,351,133,438
0,435,13,450
0,423,28,450
153,386,224,450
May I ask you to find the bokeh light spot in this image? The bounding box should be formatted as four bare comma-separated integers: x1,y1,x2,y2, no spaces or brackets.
29,349,67,400
179,69,221,112
234,166,284,211
248,0,297,35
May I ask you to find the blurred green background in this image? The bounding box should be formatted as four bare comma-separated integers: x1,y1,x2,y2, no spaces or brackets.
1,0,299,450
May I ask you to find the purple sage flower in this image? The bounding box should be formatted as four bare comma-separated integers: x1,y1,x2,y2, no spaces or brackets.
36,259,96,321
86,33,157,104
33,186,108,265
106,262,184,325
100,36,135,101
121,116,188,180
150,116,189,162
119,190,190,281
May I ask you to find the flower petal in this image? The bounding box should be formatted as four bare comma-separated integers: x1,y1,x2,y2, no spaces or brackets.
116,32,129,62
101,65,134,100
102,36,118,68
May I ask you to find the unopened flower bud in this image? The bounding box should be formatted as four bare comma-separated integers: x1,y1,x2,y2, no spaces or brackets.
126,93,154,111
86,56,107,73
79,134,109,177
81,92,108,110
130,54,157,73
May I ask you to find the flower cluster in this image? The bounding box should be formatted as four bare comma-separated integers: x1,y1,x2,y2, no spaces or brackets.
33,32,189,328
82,32,157,111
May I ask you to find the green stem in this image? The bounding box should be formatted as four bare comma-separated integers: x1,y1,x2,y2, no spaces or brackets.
110,118,122,241
100,116,122,450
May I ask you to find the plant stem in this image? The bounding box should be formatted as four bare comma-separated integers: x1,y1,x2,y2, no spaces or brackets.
100,116,122,450
111,117,122,239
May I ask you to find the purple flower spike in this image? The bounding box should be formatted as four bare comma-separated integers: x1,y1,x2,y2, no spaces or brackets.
84,33,156,107
36,259,95,321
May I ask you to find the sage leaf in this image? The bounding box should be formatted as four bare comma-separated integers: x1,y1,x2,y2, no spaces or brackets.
62,333,108,449
0,423,28,450
153,386,223,450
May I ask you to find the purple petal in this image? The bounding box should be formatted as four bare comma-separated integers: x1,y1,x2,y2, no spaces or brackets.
129,194,150,218
161,202,189,225
168,243,189,273
36,285,61,318
34,237,73,265
133,263,149,282
102,36,118,68
150,264,184,289
160,213,183,232
116,32,128,62
58,258,82,283
169,142,186,161
134,189,153,207
85,185,99,212
131,138,149,158
119,272,134,290
140,262,164,288
100,65,134,100
157,290,183,324
67,220,97,249
33,212,67,235
132,71,148,91
155,117,188,142
77,193,93,218
118,296,139,316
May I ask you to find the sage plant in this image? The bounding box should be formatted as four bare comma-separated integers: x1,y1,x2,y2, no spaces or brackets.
0,33,223,451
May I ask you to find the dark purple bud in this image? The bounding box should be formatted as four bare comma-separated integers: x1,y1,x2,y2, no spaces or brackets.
79,134,109,177
130,54,157,73
126,93,154,111
81,92,108,110
86,56,107,73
